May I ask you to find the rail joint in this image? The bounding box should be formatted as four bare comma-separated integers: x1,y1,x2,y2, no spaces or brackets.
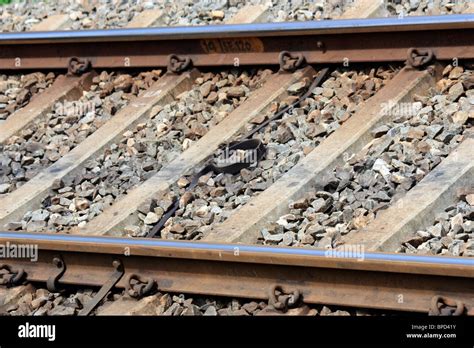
406,47,435,69
0,263,26,287
278,51,307,72
167,54,193,74
67,57,92,76
125,273,156,298
268,284,302,312
429,295,466,316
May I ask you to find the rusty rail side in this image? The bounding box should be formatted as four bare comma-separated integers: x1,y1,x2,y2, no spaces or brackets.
0,16,473,70
0,232,472,313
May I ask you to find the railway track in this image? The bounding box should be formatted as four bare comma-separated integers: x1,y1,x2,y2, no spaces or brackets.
0,7,473,317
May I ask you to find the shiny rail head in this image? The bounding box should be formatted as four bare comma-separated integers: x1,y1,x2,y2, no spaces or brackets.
0,14,473,44
0,231,473,269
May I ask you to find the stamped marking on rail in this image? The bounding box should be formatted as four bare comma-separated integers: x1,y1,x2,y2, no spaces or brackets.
200,37,264,54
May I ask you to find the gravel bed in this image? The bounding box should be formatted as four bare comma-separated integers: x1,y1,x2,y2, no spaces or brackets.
0,0,368,32
7,69,272,233
0,0,253,32
258,65,472,248
158,0,240,26
0,0,353,32
0,283,383,316
0,72,56,121
0,70,161,203
265,0,349,21
1,1,150,31
0,0,229,32
136,67,397,240
3,0,473,34
399,192,474,256
386,0,471,16
7,0,471,33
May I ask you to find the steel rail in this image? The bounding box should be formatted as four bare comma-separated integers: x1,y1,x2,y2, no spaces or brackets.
0,232,472,313
1,15,472,42
0,15,473,70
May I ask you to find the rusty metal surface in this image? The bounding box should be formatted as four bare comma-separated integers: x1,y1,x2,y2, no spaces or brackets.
0,232,472,313
0,16,472,70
